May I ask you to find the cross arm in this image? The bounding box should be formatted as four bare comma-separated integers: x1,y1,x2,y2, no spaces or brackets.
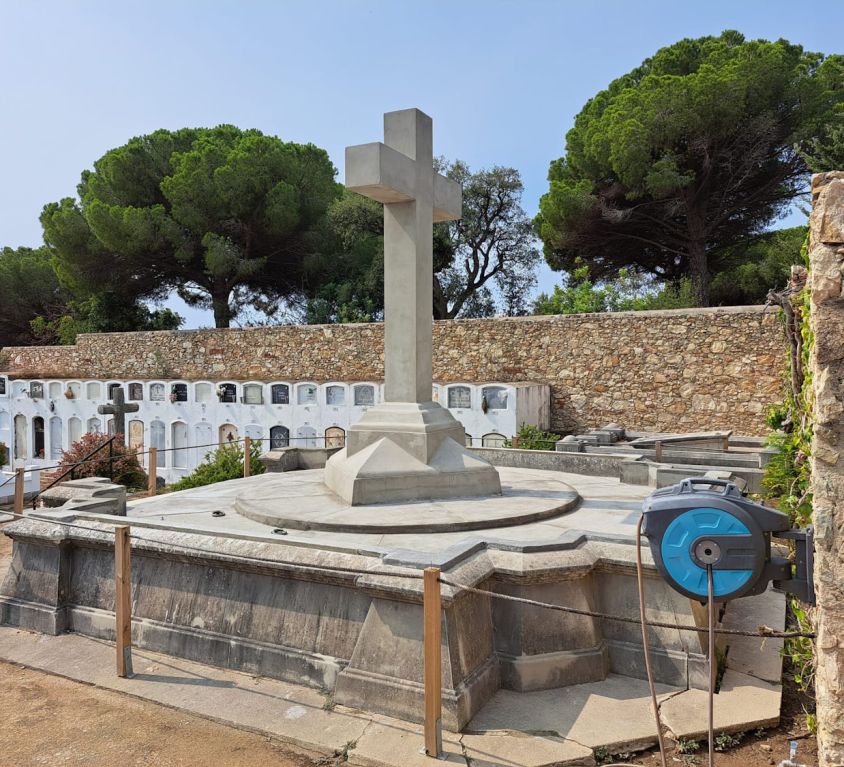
97,404,115,416
346,142,418,204
345,142,462,222
433,174,461,223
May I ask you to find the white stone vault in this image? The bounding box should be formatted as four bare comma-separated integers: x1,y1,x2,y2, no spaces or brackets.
324,108,501,504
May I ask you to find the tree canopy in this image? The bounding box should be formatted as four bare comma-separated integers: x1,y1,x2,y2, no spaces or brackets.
536,31,844,306
308,160,540,322
0,246,66,346
41,126,341,327
709,225,807,305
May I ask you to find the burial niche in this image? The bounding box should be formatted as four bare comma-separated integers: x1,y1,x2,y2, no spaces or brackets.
150,420,165,467
172,422,188,468
195,383,214,403
86,382,102,400
171,383,188,402
218,383,237,403
353,384,375,407
149,383,165,402
128,383,144,401
14,415,27,460
325,426,346,448
270,425,290,449
49,416,62,460
326,385,345,406
48,382,62,399
297,425,317,448
107,383,122,400
482,386,508,411
297,384,317,405
32,417,45,458
128,420,144,452
219,423,238,444
482,432,507,447
0,377,5,396
194,422,213,463
30,382,44,400
243,384,263,405
447,385,471,409
87,417,101,435
245,425,263,447
271,384,289,405
68,417,82,445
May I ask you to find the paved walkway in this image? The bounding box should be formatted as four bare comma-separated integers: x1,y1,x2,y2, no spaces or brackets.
0,625,782,767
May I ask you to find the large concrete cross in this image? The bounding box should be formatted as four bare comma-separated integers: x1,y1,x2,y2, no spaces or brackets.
324,108,500,505
345,108,462,403
97,387,139,446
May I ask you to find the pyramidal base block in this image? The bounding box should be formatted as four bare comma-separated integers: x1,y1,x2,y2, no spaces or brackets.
324,401,502,505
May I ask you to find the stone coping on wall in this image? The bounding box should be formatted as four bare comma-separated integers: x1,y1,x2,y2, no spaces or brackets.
0,303,774,356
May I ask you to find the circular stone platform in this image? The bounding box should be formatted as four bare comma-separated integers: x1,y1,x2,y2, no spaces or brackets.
234,467,580,534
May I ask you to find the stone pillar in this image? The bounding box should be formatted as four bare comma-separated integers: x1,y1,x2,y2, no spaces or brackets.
808,171,844,766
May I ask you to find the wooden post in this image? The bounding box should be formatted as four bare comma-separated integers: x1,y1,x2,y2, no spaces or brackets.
147,448,157,497
244,436,251,478
13,467,24,517
115,525,133,677
510,436,520,449
423,567,443,758
654,440,663,463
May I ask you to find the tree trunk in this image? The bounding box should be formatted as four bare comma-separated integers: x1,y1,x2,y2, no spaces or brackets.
211,291,233,328
688,239,710,306
686,203,710,306
432,277,451,320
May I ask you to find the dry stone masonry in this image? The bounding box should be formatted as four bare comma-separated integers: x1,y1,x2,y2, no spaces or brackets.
808,171,844,767
1,306,783,436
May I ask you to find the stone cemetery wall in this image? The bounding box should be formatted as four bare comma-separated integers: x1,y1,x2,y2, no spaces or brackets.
0,305,783,436
807,171,844,767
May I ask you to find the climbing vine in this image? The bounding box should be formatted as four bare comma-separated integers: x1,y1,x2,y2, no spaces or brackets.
762,240,813,528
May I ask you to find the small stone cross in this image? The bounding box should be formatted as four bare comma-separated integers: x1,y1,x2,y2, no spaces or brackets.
345,108,462,403
97,387,139,446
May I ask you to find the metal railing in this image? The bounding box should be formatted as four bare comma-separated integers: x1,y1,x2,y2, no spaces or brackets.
33,434,119,508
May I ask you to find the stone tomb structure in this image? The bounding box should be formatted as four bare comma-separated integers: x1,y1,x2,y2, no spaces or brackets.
0,110,784,744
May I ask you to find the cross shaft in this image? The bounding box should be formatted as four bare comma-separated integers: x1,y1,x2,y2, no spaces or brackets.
345,108,461,403
97,387,139,445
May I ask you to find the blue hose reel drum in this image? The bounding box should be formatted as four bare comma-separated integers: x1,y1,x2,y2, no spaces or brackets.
642,478,796,602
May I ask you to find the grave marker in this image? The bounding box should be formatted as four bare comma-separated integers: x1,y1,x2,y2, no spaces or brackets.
97,388,139,447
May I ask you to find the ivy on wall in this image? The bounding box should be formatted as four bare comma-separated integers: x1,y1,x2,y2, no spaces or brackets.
763,240,813,527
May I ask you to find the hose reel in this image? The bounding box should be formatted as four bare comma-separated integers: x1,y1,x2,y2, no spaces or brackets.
642,478,814,604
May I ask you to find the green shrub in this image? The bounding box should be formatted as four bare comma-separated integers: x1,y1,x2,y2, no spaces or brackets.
171,440,265,491
507,423,561,451
0,442,7,467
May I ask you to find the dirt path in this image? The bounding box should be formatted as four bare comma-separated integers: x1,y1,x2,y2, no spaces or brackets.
0,660,324,767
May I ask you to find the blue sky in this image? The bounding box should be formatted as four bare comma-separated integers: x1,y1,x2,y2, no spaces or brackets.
2,1,842,328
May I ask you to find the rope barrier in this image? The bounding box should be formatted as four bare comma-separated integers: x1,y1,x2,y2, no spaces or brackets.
20,437,255,479
0,509,815,640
